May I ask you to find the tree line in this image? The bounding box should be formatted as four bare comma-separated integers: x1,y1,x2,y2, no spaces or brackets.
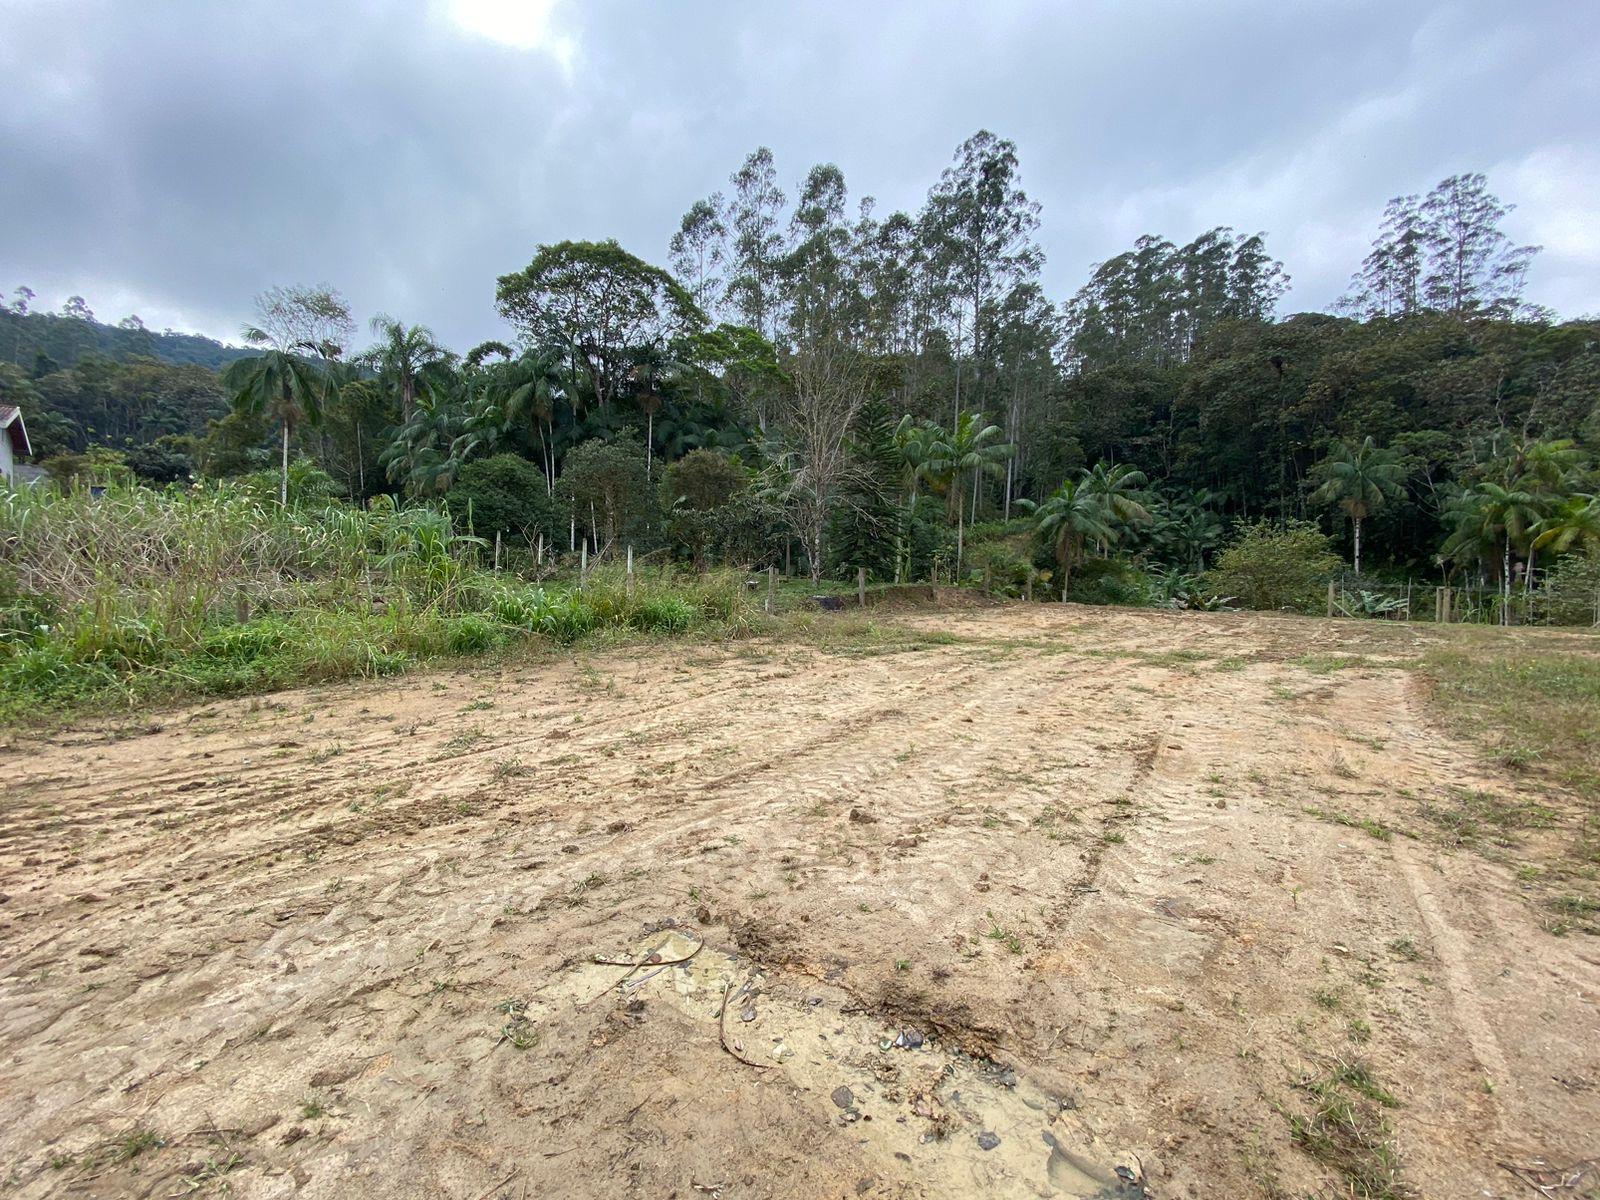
1,133,1595,601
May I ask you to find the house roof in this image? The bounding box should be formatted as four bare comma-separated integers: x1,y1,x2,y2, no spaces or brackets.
0,405,32,458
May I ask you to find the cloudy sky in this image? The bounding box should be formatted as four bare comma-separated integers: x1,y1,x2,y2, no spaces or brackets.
2,0,1595,350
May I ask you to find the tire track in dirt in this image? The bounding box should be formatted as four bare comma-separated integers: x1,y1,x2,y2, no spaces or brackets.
2,606,1597,1200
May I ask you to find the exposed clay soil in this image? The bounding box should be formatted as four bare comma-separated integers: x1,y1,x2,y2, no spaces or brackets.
1,605,1597,1199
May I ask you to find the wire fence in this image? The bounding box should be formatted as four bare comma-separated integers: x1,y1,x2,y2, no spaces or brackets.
1324,573,1600,627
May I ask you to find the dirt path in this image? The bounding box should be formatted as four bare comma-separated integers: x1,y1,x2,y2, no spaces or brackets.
1,605,1596,1198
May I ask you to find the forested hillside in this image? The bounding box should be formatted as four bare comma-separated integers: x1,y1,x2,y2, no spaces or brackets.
3,132,1596,598
0,299,249,372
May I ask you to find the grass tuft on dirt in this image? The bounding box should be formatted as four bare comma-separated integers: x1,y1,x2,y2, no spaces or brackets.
1285,1061,1407,1199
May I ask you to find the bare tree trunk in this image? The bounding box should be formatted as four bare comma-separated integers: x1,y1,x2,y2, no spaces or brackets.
280,421,290,507
1503,536,1511,626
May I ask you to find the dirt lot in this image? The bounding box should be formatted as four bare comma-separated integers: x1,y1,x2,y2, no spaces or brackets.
1,604,1597,1199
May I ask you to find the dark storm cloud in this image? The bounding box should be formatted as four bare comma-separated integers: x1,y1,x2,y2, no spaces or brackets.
1,0,1595,350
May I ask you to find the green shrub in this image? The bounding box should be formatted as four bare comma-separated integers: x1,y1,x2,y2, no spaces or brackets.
1066,557,1150,606
533,590,598,642
1205,520,1341,612
446,614,501,654
1545,552,1600,627
556,438,657,552
630,596,695,633
200,617,298,662
964,523,1038,595
448,454,560,546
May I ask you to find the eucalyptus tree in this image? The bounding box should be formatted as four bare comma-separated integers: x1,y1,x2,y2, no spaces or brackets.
5,285,35,363
1341,194,1428,317
781,163,859,348
1343,174,1539,319
1309,436,1407,575
724,148,787,346
668,196,729,317
921,131,1043,423
1421,173,1540,316
1065,229,1286,370
989,281,1061,515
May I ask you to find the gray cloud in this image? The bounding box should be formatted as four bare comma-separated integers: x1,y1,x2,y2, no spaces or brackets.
1,0,1594,350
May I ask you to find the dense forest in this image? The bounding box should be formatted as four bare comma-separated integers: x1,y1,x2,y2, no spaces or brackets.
3,131,1597,606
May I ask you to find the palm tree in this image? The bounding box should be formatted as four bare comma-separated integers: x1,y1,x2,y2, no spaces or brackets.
631,346,694,480
1531,493,1600,578
1029,479,1115,600
1079,462,1151,553
381,391,467,496
1151,489,1222,572
455,348,569,494
1442,481,1544,619
366,315,448,422
1309,436,1407,576
930,411,1014,577
222,350,326,506
892,416,942,582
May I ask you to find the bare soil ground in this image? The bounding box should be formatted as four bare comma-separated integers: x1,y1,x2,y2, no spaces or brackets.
1,605,1597,1199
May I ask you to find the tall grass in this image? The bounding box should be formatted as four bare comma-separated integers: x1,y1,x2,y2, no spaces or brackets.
0,481,757,721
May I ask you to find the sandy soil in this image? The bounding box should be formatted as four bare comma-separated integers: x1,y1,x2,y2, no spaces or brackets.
1,604,1596,1199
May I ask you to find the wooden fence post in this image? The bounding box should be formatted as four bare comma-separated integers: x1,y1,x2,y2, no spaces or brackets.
536,533,544,567
1327,580,1336,618
580,542,588,588
493,531,502,572
858,566,867,608
766,565,777,614
626,545,635,599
